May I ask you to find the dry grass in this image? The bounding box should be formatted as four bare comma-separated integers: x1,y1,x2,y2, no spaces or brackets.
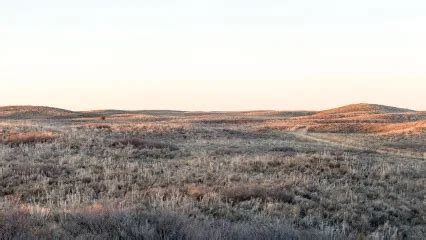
260,104,426,135
0,104,425,239
111,137,179,151
0,106,77,119
0,131,58,145
315,103,413,116
295,121,426,134
185,185,211,200
222,184,294,204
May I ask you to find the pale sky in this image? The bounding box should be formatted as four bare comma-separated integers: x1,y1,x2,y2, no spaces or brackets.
1,0,425,111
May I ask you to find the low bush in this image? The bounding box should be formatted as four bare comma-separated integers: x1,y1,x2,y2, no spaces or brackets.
222,185,294,204
111,137,179,151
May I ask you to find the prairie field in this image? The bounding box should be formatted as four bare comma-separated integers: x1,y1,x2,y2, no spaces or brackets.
0,104,425,239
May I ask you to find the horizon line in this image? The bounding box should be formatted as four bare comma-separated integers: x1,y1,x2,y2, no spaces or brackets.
0,103,422,113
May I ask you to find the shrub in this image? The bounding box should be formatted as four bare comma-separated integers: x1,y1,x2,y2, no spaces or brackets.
111,138,179,151
0,208,329,239
222,185,294,204
270,146,297,156
185,185,211,200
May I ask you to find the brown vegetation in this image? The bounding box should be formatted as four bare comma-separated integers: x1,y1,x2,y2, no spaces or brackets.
111,137,179,151
0,106,77,119
261,104,426,135
222,184,294,204
0,104,424,239
0,131,57,145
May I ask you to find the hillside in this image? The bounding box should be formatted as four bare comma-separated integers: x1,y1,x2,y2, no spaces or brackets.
2,104,424,135
315,103,414,117
0,102,425,239
0,106,79,119
262,104,425,134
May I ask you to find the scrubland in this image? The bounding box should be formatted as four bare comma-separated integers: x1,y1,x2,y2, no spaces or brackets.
0,104,425,239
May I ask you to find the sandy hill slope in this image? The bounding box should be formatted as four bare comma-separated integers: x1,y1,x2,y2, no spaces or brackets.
315,103,414,117
0,106,80,119
262,104,425,134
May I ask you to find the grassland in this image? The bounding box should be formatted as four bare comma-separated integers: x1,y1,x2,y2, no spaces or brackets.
0,104,425,239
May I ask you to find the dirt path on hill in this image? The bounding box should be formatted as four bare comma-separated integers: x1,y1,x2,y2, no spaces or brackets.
290,129,425,160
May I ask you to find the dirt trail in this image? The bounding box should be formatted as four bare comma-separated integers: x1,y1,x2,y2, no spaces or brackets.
290,129,425,160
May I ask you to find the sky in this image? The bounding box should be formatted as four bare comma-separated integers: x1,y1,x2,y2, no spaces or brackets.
1,0,425,111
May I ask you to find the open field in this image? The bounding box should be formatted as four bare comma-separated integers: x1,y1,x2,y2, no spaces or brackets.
0,104,425,239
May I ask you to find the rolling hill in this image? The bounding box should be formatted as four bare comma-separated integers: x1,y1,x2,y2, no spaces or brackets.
2,104,425,135
262,103,426,134
315,103,414,116
0,106,79,119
